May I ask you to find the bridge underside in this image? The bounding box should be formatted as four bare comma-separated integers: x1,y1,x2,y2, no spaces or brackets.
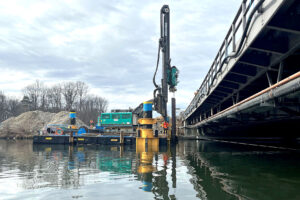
188,75,300,140
185,0,300,140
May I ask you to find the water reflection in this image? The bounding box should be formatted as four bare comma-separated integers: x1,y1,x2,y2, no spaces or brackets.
0,140,300,199
179,141,300,200
135,145,177,199
31,144,138,189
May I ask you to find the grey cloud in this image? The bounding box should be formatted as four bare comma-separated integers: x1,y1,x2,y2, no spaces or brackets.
0,0,241,110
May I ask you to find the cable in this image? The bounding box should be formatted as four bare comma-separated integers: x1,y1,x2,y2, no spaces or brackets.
153,41,161,88
221,0,265,68
206,0,265,95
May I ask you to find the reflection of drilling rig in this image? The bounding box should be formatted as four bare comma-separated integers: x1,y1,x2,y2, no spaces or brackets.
137,151,156,192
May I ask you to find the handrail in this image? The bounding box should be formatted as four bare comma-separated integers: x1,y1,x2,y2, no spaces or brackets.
184,0,260,119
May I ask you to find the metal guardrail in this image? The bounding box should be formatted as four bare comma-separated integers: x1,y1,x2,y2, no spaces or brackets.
183,0,262,119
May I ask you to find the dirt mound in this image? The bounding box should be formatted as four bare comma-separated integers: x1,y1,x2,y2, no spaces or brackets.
0,111,86,138
48,111,86,126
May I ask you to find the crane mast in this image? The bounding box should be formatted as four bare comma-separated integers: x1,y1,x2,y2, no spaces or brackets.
160,5,170,120
153,5,178,119
153,5,178,121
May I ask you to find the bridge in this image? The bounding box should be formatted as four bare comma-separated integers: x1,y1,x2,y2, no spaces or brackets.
182,0,300,140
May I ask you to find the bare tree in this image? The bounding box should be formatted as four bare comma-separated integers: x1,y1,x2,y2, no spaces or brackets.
39,84,48,111
76,81,88,112
77,95,108,124
94,96,108,114
46,84,62,112
0,92,22,122
0,80,109,124
21,95,31,112
62,82,78,111
51,84,62,111
22,80,43,110
46,88,54,111
7,98,22,117
0,91,6,121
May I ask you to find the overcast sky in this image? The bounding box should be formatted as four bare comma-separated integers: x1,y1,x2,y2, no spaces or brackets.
0,0,241,113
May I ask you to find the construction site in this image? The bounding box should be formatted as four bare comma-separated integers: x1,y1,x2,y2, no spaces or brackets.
1,1,300,199
1,0,300,146
1,5,180,150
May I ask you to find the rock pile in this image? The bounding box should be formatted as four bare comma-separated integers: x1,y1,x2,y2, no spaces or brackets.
0,111,86,138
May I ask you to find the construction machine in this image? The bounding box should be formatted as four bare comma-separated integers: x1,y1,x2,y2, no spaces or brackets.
152,5,179,141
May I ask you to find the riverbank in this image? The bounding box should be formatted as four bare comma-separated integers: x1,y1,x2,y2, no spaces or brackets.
0,135,33,140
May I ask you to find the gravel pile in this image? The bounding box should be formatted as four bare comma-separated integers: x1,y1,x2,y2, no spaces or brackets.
0,111,86,138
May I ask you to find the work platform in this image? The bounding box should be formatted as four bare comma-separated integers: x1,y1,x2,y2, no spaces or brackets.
33,135,168,146
183,0,300,140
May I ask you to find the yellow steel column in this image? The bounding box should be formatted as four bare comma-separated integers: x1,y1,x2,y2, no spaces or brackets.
136,102,159,153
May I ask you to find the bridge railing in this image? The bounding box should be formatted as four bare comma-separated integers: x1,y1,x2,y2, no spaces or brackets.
184,0,261,120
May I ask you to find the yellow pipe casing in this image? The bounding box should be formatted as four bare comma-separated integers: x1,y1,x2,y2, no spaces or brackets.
138,165,155,174
140,129,154,138
140,152,154,163
138,118,156,125
136,138,159,152
136,101,159,154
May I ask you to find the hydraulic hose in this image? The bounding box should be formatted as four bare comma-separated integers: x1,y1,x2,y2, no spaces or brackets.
207,0,265,94
221,0,265,69
153,41,161,88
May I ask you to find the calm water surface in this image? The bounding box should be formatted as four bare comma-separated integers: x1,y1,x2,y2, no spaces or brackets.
0,140,300,200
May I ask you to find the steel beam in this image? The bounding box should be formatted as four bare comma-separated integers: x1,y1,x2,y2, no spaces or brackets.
266,72,273,87
229,71,254,78
210,94,226,99
219,82,240,90
278,107,300,116
215,86,233,94
209,95,223,100
188,74,300,129
248,47,284,56
214,89,231,96
277,62,284,83
266,25,300,35
238,61,272,70
198,68,269,121
223,78,244,85
204,101,216,105
217,86,234,93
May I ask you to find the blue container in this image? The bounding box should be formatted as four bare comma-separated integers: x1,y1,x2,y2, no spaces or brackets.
77,128,87,135
142,181,152,192
143,102,152,112
96,126,104,130
69,112,76,118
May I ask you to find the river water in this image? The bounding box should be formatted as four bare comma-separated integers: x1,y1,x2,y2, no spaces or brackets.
0,140,300,200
